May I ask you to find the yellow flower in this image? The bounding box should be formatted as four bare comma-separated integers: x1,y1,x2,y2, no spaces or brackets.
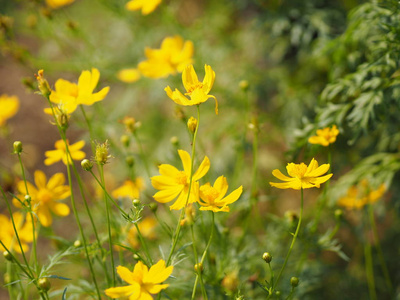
337,179,385,210
46,0,75,9
105,260,173,299
138,36,194,79
199,176,243,212
48,68,109,114
117,68,141,83
165,64,218,114
308,125,339,146
270,158,332,190
0,213,34,253
44,139,86,166
127,216,157,249
15,171,70,227
0,94,19,126
125,0,162,15
151,149,210,210
112,178,145,200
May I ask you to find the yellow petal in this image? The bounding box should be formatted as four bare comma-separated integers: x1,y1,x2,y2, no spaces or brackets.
133,261,148,281
272,169,292,182
105,284,138,298
178,150,191,176
151,175,177,190
37,206,52,227
202,64,215,94
51,202,70,216
217,185,243,206
158,164,180,177
145,260,173,284
153,187,182,203
34,170,47,189
213,176,228,198
270,181,301,190
169,190,187,210
192,156,210,181
47,173,66,190
117,68,141,83
116,265,136,285
182,65,199,92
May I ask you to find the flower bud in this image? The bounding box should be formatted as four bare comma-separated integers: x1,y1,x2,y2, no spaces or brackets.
334,209,343,220
81,159,93,171
149,203,158,212
133,253,140,260
132,199,141,207
239,80,249,91
126,156,135,168
38,277,51,292
187,116,197,133
262,252,272,263
94,141,111,165
35,70,51,97
170,136,179,146
122,116,136,133
275,291,281,297
74,240,82,247
24,194,31,204
3,251,12,261
290,277,299,287
194,263,203,273
13,141,23,154
120,135,130,147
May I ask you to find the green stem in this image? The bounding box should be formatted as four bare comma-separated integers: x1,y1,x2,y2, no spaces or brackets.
80,105,95,153
134,222,153,266
133,131,151,178
364,240,377,300
166,106,200,266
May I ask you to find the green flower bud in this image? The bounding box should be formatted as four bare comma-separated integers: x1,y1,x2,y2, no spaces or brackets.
290,277,299,287
13,141,23,154
38,277,51,292
239,80,249,91
170,136,179,146
120,135,130,147
3,251,12,261
132,199,141,207
81,159,93,171
149,203,158,212
133,253,140,260
262,252,272,263
194,263,203,273
73,240,82,247
24,194,31,204
334,209,343,220
126,156,135,168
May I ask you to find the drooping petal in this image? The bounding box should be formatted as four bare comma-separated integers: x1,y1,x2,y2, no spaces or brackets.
199,205,229,212
169,189,187,210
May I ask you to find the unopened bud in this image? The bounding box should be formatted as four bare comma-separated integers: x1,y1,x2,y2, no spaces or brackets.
170,136,179,146
149,203,158,212
334,209,343,220
120,135,130,147
126,156,135,168
290,277,299,287
133,253,140,260
132,199,141,207
38,277,51,292
187,116,197,133
262,252,272,263
239,80,249,91
24,194,31,204
73,240,82,247
275,291,281,297
13,141,23,154
81,159,93,171
194,263,203,273
35,70,51,97
3,251,12,261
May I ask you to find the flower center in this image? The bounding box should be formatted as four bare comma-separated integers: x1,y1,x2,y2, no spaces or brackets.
176,171,188,186
185,82,204,95
200,186,219,204
287,163,308,179
37,189,53,204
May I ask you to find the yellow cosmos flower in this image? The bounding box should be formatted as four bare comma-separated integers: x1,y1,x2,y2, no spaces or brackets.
337,179,385,210
46,0,75,9
151,149,210,210
44,139,86,166
0,213,34,253
127,216,157,249
125,0,162,15
270,158,332,190
117,68,141,83
48,68,109,114
112,178,145,200
308,125,339,146
15,170,70,227
138,36,194,79
165,64,218,114
105,260,173,299
199,176,243,212
0,94,19,126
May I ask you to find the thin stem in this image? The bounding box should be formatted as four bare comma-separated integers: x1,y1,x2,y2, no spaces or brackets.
80,105,95,153
364,241,377,300
190,224,200,300
133,131,151,178
166,106,200,266
134,222,153,266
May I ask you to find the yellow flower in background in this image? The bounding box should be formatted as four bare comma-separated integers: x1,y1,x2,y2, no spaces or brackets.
44,139,86,165
0,94,19,126
125,0,162,15
138,36,194,79
308,125,339,146
105,260,173,299
127,216,157,249
151,149,210,210
117,68,141,83
270,158,332,190
0,213,34,253
199,176,243,212
48,68,109,114
338,179,385,210
112,178,145,200
165,64,218,114
46,0,75,9
15,171,70,227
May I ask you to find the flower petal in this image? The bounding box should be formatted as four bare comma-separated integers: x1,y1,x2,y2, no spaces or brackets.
178,150,191,176
153,187,182,203
272,169,292,182
144,260,173,284
192,156,210,181
105,284,138,298
117,266,136,285
182,65,199,92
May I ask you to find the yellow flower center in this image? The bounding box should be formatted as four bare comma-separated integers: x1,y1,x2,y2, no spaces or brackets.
200,186,219,204
37,189,53,204
287,163,308,179
176,171,188,186
185,82,203,95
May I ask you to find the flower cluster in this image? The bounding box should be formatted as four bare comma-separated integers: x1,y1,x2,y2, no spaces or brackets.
338,179,385,210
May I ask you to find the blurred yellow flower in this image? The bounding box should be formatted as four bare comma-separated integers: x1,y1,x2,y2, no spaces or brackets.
0,213,34,253
125,0,162,15
15,170,70,227
270,158,332,190
105,260,173,299
138,36,194,79
199,176,243,212
151,149,210,210
0,94,19,126
117,68,141,83
308,125,339,146
112,178,145,200
48,68,109,114
165,64,218,114
44,139,86,165
46,0,75,9
127,216,157,249
337,179,385,210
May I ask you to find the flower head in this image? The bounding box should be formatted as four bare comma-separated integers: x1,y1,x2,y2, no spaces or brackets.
0,213,34,253
44,139,86,165
270,158,332,190
308,125,339,146
48,68,109,114
151,149,210,210
15,171,70,227
165,64,218,114
46,0,75,9
112,178,145,200
0,94,19,126
138,36,194,79
125,0,162,15
105,260,173,299
337,179,385,210
199,176,243,212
